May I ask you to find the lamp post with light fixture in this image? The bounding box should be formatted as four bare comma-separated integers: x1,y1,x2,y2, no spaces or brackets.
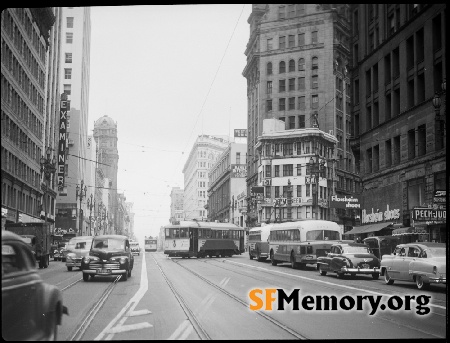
87,193,95,236
76,180,87,236
40,147,56,224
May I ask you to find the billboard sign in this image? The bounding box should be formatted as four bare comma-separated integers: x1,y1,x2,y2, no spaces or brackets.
231,164,247,178
250,186,264,200
57,93,70,192
234,129,247,138
330,195,361,209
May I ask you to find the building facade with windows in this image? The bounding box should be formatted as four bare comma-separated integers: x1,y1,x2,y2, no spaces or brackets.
255,119,338,224
243,4,358,230
207,142,247,226
349,4,446,242
182,134,229,221
1,8,61,230
170,187,184,224
54,7,91,235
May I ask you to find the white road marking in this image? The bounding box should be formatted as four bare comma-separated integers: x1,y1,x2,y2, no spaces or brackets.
127,309,152,317
167,320,190,340
106,322,153,334
227,260,447,310
95,251,151,340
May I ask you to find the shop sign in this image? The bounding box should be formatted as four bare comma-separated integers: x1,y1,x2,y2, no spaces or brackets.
231,164,247,178
433,190,446,204
262,197,311,206
318,199,328,208
234,129,247,137
57,94,70,192
3,208,16,222
411,208,446,221
362,204,400,224
330,195,361,209
250,187,264,200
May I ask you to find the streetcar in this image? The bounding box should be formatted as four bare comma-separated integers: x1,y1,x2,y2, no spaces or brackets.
248,225,271,261
164,221,245,258
268,220,342,269
144,238,157,252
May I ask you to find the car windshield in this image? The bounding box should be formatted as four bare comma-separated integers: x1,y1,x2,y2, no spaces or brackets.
92,238,125,250
343,246,370,254
422,247,446,258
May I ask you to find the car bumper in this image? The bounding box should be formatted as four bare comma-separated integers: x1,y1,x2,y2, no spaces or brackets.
82,269,127,275
66,261,82,267
131,251,140,255
340,267,380,274
425,276,446,284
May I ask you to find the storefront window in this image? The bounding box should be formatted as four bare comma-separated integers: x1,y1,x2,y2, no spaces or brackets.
434,172,446,193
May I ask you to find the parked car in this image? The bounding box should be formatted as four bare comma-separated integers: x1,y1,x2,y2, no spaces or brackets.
81,235,134,282
380,242,446,290
59,243,69,262
130,241,141,256
317,242,380,279
363,236,400,260
2,230,68,340
65,236,94,271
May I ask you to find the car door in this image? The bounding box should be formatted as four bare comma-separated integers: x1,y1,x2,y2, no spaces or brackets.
388,246,406,278
2,240,40,340
395,246,418,280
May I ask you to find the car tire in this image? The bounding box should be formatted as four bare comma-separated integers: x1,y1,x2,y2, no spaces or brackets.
270,251,277,266
67,266,72,271
46,309,58,341
372,273,380,280
416,275,430,290
121,270,128,281
83,273,89,282
384,270,394,285
319,265,327,276
128,268,132,277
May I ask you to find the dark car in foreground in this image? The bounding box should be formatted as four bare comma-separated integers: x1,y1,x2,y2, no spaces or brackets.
2,230,68,340
317,242,380,279
380,242,446,290
81,235,134,281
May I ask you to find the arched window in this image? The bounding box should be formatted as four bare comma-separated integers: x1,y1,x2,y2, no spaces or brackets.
298,58,305,71
289,59,295,72
267,62,272,75
279,61,286,73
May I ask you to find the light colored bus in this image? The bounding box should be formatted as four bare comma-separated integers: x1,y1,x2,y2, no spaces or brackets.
269,220,342,269
248,225,271,261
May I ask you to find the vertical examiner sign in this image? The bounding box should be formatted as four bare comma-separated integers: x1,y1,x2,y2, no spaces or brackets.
57,93,69,193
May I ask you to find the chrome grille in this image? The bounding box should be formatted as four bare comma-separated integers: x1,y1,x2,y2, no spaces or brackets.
88,262,121,270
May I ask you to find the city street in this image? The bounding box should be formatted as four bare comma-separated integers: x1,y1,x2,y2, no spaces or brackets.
42,252,446,340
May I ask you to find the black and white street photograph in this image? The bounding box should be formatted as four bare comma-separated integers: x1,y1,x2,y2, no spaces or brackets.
1,4,447,340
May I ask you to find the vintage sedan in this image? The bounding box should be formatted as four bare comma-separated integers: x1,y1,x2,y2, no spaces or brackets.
81,235,134,282
130,241,141,256
317,242,380,279
65,236,93,271
380,242,446,290
2,230,68,340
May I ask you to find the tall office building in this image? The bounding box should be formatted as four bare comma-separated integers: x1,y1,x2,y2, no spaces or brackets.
243,5,356,230
347,4,446,242
182,135,230,221
1,8,61,230
170,187,184,224
54,7,91,235
93,115,119,234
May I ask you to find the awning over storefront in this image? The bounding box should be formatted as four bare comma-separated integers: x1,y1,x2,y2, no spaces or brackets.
392,227,427,236
344,222,394,235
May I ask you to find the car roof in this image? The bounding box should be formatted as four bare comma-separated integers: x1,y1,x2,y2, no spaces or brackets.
399,242,446,248
334,242,368,247
92,235,128,240
2,230,27,241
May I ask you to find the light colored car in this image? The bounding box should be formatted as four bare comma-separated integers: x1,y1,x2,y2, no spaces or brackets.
380,242,446,290
2,230,68,340
65,236,94,271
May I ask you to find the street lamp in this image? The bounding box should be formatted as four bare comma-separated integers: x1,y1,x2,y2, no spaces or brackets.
87,193,95,236
40,147,56,224
76,180,87,236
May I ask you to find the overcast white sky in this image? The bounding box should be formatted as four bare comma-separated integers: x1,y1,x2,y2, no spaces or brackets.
88,5,252,241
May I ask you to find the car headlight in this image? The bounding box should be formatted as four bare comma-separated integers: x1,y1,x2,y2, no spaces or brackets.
82,256,91,263
433,266,437,274
67,253,76,258
119,257,127,264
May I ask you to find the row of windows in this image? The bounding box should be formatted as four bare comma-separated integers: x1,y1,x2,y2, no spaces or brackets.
267,57,318,75
263,163,330,179
2,25,46,90
267,76,319,94
264,184,329,199
264,206,328,221
267,31,318,51
2,181,43,217
1,147,41,191
277,4,306,20
1,77,44,138
4,9,46,63
165,228,243,239
1,111,42,165
267,95,319,112
2,41,45,112
263,141,331,158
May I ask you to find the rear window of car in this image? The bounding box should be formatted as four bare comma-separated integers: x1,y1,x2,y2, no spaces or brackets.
92,238,125,250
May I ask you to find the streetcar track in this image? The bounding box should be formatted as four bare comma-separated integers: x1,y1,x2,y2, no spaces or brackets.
167,257,309,339
175,257,447,336
61,277,83,291
68,276,121,341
